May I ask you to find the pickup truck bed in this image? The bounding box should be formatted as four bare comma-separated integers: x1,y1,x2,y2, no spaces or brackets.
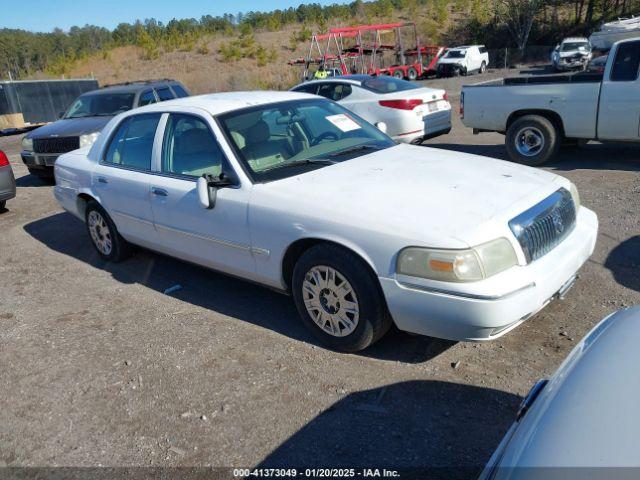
461,37,640,165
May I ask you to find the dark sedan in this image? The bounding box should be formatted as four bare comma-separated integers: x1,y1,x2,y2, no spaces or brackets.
0,149,16,211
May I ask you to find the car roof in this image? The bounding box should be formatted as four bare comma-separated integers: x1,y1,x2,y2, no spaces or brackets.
562,37,590,43
130,90,316,116
495,306,640,469
84,80,183,96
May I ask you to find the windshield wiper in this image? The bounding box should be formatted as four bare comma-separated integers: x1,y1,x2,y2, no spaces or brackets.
260,158,338,173
328,144,382,158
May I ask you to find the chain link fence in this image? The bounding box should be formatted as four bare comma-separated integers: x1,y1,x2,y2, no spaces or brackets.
488,46,555,69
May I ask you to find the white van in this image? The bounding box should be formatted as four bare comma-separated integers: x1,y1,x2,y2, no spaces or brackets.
437,45,489,76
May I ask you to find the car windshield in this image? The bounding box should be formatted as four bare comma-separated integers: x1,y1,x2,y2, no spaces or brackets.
64,93,136,119
445,50,466,58
561,42,589,52
218,98,395,182
360,76,419,93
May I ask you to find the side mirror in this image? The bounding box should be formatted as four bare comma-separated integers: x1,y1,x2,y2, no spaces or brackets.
196,173,234,209
375,121,388,133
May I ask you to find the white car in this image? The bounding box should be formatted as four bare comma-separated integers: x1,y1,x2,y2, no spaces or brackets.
53,91,598,352
551,37,592,71
480,307,640,479
437,45,489,77
291,75,451,144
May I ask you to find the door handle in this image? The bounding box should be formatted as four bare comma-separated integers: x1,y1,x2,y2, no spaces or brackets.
151,187,168,197
97,176,108,184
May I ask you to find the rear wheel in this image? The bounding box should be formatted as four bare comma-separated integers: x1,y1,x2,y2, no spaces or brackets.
393,69,404,79
85,201,132,262
292,244,392,352
407,67,418,81
479,61,487,74
506,115,560,166
0,200,5,211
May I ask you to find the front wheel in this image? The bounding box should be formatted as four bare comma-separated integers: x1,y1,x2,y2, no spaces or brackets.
506,115,560,166
407,67,418,81
392,69,404,79
0,200,5,211
479,61,487,74
85,201,132,262
292,244,392,352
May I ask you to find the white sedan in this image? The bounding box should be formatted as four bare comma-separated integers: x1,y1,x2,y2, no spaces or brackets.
291,75,451,144
54,91,598,352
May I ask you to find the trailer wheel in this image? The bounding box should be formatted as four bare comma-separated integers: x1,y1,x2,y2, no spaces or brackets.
506,115,560,166
393,70,404,79
407,67,418,81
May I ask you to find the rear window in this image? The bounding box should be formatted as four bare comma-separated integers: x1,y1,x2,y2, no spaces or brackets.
610,41,640,81
360,77,419,94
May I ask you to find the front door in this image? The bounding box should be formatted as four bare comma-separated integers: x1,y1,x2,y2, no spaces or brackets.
92,113,162,245
597,40,640,140
149,112,255,277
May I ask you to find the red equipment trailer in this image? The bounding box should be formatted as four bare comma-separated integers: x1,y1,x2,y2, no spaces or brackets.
288,22,446,81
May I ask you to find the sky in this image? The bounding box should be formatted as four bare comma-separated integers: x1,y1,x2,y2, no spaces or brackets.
0,0,349,33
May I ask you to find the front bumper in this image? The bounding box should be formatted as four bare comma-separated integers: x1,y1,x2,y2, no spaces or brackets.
21,150,58,168
379,207,598,341
0,165,16,201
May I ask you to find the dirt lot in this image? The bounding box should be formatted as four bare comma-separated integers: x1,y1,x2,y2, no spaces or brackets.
1,70,639,478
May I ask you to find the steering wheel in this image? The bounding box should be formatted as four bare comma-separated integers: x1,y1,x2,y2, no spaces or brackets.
311,131,339,146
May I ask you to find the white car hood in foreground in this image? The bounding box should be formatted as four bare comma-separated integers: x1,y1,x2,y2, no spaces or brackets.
258,145,562,247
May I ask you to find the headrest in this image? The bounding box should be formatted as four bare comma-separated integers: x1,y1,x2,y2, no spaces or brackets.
176,128,214,156
246,120,270,144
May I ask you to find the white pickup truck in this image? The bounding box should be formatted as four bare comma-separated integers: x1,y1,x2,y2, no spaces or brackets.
461,37,640,165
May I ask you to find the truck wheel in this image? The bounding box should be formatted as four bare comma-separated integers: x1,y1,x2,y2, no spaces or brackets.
479,61,487,74
292,244,392,352
506,115,560,166
85,201,132,262
393,70,404,79
461,66,468,76
407,67,418,80
0,200,5,211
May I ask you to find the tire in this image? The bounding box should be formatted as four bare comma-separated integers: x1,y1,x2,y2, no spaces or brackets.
461,66,468,76
393,69,404,79
0,200,5,211
85,201,132,262
506,115,560,166
479,61,487,74
407,67,418,81
292,244,392,352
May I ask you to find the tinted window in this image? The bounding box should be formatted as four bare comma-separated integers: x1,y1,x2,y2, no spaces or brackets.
65,93,135,118
293,83,319,94
317,83,352,101
479,46,488,54
138,90,156,106
445,50,466,58
155,87,175,102
162,114,223,178
104,114,161,170
171,84,189,98
360,76,419,93
611,41,640,81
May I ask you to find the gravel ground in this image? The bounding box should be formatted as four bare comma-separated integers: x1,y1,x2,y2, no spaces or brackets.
1,69,639,478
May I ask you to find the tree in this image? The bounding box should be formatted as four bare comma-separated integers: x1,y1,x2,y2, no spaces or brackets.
496,0,543,50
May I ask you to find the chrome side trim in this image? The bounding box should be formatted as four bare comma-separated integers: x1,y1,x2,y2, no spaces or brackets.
154,222,252,252
396,280,536,301
112,210,155,227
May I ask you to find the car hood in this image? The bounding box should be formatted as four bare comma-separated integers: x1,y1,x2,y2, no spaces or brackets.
258,144,561,247
27,116,112,139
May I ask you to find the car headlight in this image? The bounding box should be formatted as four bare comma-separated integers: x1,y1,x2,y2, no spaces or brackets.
22,136,33,151
569,182,581,211
397,238,518,283
79,132,100,148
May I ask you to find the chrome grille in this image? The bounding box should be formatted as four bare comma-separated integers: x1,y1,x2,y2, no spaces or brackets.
509,189,576,263
33,137,79,154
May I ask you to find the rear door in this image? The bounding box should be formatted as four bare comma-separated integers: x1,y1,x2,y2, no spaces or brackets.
92,113,162,245
597,40,640,140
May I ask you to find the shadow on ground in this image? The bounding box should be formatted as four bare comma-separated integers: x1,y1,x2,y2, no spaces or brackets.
15,173,54,187
23,212,455,363
426,142,640,173
257,380,521,479
605,235,640,293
